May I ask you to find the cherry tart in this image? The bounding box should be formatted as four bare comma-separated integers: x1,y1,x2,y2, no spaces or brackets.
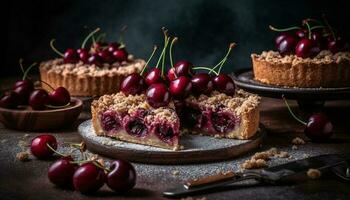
91,90,260,150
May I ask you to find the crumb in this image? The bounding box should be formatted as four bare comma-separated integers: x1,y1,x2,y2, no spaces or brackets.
16,152,30,162
1,139,8,143
179,145,184,150
266,147,279,156
292,145,298,150
303,153,310,158
241,158,267,169
23,134,30,138
252,152,270,160
18,140,28,149
215,169,221,174
276,151,289,158
307,169,321,179
214,134,221,138
292,137,305,145
172,170,180,176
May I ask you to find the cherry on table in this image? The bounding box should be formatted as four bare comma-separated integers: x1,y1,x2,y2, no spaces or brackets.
29,89,50,110
48,156,77,188
146,83,170,108
120,73,147,95
106,159,136,193
191,73,213,95
169,76,192,99
305,113,333,142
49,87,71,106
0,91,20,109
113,49,128,62
276,35,298,55
63,48,79,64
73,162,106,194
212,74,235,95
145,68,163,86
31,134,57,159
174,60,194,77
295,38,321,58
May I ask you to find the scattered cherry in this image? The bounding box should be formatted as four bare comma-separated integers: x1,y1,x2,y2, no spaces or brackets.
48,156,77,188
146,83,170,108
174,60,194,77
304,113,333,142
212,74,235,95
64,48,79,64
145,68,163,86
191,73,213,95
49,87,71,106
169,76,192,99
31,134,57,159
295,38,321,58
73,162,106,194
106,159,136,193
29,89,50,110
0,91,20,109
120,73,147,95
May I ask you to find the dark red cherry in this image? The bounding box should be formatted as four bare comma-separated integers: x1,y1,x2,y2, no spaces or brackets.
107,42,121,53
12,79,34,90
311,32,328,50
0,91,20,109
92,42,107,53
31,134,57,159
174,60,194,77
211,112,236,133
98,49,115,64
276,35,298,55
146,83,170,108
145,68,163,86
106,159,136,193
191,73,213,95
304,113,333,142
169,76,192,99
77,48,90,63
63,48,79,63
29,89,49,110
49,87,71,106
212,74,235,95
167,68,177,81
125,118,148,137
275,33,293,46
88,53,102,67
113,49,128,62
48,156,77,188
13,83,34,105
73,162,106,193
120,73,146,95
328,38,349,53
295,38,321,58
295,29,307,38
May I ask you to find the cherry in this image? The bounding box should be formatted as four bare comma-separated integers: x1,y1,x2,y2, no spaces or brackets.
63,48,79,64
107,42,121,53
295,29,307,38
106,159,136,193
101,111,121,132
120,73,147,95
146,83,170,108
155,124,176,142
48,156,77,188
328,37,349,53
167,68,177,81
29,89,49,110
98,49,115,64
31,134,57,159
113,49,128,62
275,33,293,46
211,112,235,133
276,35,298,55
73,162,106,193
13,84,34,105
12,79,34,90
191,73,213,95
169,76,192,99
77,48,90,63
0,91,20,109
174,60,194,77
295,38,321,58
91,42,107,53
212,74,235,95
125,118,148,137
305,113,333,142
145,68,163,86
311,31,328,50
88,53,102,67
49,87,71,106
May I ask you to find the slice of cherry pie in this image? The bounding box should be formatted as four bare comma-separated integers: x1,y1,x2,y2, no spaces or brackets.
91,89,260,150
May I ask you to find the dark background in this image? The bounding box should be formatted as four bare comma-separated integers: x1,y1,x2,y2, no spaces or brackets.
2,0,350,79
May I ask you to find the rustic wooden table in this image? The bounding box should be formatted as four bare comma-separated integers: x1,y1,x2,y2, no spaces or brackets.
1,83,350,200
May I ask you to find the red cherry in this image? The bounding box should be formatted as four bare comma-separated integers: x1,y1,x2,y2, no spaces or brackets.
295,38,321,58
106,159,136,193
328,37,349,53
98,49,115,64
49,87,71,106
48,156,77,188
73,162,106,193
276,35,298,55
174,60,194,77
191,73,213,95
169,76,192,99
31,134,57,159
275,33,293,46
107,42,121,53
113,49,128,62
12,79,34,90
13,80,34,105
146,83,170,108
212,74,235,95
0,91,20,109
63,49,79,63
295,29,307,38
88,53,102,67
120,73,146,95
167,68,177,81
305,113,333,142
145,68,163,86
77,48,90,63
29,89,49,110
91,42,107,53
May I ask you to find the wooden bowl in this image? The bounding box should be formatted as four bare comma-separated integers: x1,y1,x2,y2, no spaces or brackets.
0,98,83,131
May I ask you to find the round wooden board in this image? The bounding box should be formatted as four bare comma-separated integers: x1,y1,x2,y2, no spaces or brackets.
78,120,265,164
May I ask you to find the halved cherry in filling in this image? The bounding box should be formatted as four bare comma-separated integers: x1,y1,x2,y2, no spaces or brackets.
125,119,148,137
180,106,206,129
154,124,176,143
211,112,236,133
101,112,120,132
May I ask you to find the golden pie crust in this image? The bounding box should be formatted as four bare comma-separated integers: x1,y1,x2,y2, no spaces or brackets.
39,56,145,96
252,50,350,88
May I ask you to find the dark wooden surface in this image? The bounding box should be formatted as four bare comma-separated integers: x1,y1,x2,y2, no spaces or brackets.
1,78,350,199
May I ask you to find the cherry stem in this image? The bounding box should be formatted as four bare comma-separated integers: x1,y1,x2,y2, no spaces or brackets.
310,25,326,31
118,25,128,45
50,39,64,57
303,20,312,39
161,37,170,77
155,28,169,69
322,15,336,41
96,33,106,43
39,80,55,91
193,66,219,75
46,143,68,157
140,45,158,75
304,18,323,25
214,43,236,74
282,95,307,125
169,37,178,69
22,62,37,80
19,59,25,74
81,28,101,49
93,161,111,172
269,25,301,32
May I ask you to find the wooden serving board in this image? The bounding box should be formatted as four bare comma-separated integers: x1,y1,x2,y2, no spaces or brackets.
78,120,265,164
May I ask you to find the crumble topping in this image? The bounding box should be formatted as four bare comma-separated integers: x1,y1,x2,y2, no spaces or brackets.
307,168,322,179
252,50,350,66
291,137,306,145
40,56,145,77
241,148,290,169
16,151,30,162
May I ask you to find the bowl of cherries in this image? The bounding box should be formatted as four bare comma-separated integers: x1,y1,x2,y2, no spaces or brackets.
0,61,83,131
